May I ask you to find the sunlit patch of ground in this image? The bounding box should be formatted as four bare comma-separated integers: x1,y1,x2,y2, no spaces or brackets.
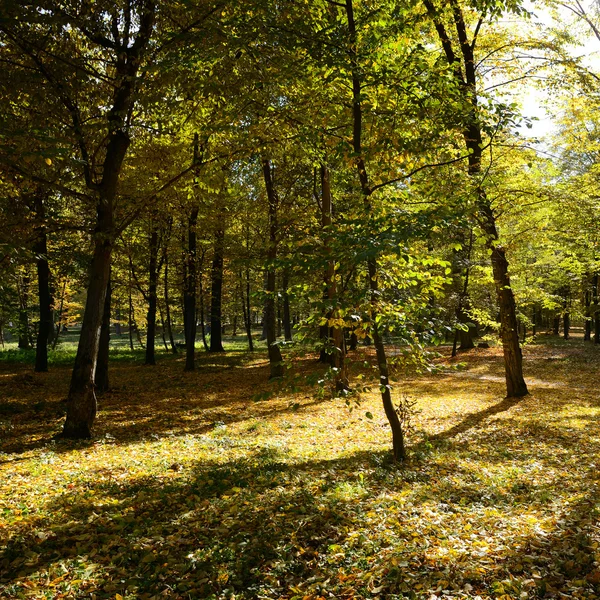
1,335,600,599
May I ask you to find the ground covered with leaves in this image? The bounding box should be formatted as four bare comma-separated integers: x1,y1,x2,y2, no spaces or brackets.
1,336,600,599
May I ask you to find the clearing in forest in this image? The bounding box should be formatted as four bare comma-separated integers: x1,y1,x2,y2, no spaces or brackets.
1,337,600,599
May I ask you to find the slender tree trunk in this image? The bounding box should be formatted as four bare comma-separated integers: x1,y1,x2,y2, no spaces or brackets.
282,268,292,342
52,280,67,349
17,273,31,350
532,305,538,337
199,267,209,351
454,229,475,354
563,293,570,340
209,226,225,352
183,206,199,371
346,0,403,459
584,280,592,341
128,273,135,351
145,227,159,365
593,274,600,344
95,275,111,394
32,194,53,372
553,315,560,336
322,164,348,390
158,301,169,352
163,247,177,353
244,267,254,351
261,157,284,379
422,0,527,398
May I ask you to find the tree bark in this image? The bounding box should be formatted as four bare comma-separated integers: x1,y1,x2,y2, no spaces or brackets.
594,273,600,344
346,0,404,459
183,206,199,371
282,268,292,342
163,244,177,353
563,292,570,340
62,3,156,438
17,273,31,350
244,267,254,351
95,275,111,394
584,279,592,341
321,164,348,390
422,0,527,397
32,194,53,372
145,226,159,365
209,226,225,352
261,157,284,378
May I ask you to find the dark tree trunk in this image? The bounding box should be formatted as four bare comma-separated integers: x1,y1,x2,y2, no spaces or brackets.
163,246,177,353
145,227,159,365
584,281,592,341
199,267,209,351
158,302,169,352
532,305,538,337
422,0,527,398
62,200,114,438
32,194,53,372
62,3,156,438
209,227,225,352
594,274,600,344
52,280,67,349
18,273,31,350
346,0,404,459
321,164,347,390
452,229,475,356
553,315,560,335
349,331,358,351
563,295,570,340
95,275,111,394
282,268,292,342
128,273,135,351
183,206,199,371
261,157,284,379
244,267,254,351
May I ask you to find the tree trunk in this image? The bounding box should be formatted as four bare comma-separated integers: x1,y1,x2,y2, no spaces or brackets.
163,246,177,353
422,0,527,398
594,274,600,344
452,229,475,356
553,315,560,335
18,273,31,350
199,267,209,351
321,164,348,391
346,0,404,459
158,301,169,352
145,227,159,365
52,280,67,349
563,294,570,340
261,157,284,379
62,3,155,438
183,206,199,371
33,194,53,372
282,268,292,342
584,281,592,341
209,226,225,352
244,267,254,351
62,200,114,438
95,275,111,394
128,273,135,351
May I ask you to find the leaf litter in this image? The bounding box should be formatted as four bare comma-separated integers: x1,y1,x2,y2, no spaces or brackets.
1,338,600,599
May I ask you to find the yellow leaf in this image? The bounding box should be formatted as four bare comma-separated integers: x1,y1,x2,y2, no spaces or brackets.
45,158,52,166
116,595,124,600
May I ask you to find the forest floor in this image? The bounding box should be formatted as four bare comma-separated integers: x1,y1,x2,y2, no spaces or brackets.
1,335,600,600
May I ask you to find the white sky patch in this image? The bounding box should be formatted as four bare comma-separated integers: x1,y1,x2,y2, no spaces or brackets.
516,0,600,140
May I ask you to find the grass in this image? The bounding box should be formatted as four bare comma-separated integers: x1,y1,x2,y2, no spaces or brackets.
1,335,600,599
